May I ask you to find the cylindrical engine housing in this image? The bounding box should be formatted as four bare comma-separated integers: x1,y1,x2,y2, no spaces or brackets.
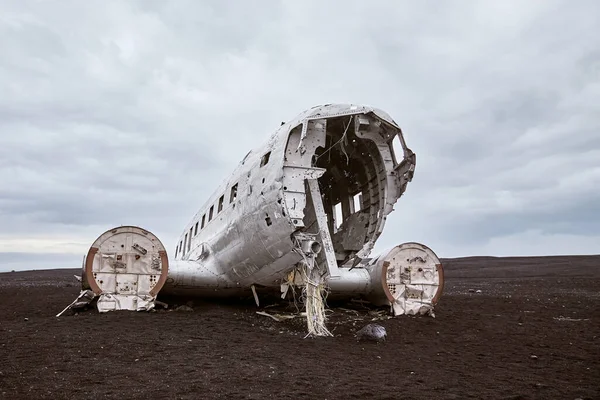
365,242,443,315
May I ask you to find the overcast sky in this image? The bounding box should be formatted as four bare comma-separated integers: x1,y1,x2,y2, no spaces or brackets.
0,1,598,272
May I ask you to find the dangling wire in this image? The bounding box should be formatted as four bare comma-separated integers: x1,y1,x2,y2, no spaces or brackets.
291,233,333,338
314,116,353,164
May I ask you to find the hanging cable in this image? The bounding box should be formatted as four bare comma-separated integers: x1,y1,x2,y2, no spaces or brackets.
314,116,353,163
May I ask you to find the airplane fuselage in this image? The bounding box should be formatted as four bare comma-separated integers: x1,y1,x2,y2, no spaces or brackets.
164,104,417,294
78,104,443,319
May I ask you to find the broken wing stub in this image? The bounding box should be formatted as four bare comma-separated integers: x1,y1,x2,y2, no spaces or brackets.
59,226,169,316
368,242,444,317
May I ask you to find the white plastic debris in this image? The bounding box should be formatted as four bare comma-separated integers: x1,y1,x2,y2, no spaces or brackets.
56,289,97,317
256,311,297,322
96,293,157,312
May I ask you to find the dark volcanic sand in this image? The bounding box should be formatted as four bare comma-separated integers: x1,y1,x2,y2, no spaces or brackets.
1,256,599,399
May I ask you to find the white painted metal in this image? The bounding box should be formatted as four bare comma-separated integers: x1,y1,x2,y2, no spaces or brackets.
163,104,419,295
369,243,443,316
306,178,340,277
85,226,168,312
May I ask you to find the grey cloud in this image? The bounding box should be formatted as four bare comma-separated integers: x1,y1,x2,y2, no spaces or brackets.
0,0,598,271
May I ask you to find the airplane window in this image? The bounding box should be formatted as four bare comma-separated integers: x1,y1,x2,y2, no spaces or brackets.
230,183,238,203
260,152,271,167
209,205,214,221
353,192,362,212
201,214,206,229
183,234,188,254
218,195,224,212
194,221,199,236
334,202,343,231
390,136,403,166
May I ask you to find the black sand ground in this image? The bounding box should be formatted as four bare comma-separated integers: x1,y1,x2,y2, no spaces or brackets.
1,255,599,399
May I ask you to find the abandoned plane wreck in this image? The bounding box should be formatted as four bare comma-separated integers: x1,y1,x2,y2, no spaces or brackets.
59,104,444,337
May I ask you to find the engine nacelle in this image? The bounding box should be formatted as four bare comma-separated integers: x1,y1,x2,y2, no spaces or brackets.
366,242,444,315
288,242,443,316
82,226,169,312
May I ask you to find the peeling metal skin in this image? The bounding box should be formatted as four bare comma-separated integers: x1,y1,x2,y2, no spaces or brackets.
74,104,442,314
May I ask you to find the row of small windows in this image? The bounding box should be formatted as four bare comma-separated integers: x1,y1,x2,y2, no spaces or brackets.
175,183,239,258
333,192,363,232
175,150,271,258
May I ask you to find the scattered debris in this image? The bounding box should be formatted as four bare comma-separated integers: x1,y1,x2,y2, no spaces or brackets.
73,275,81,282
356,323,387,342
96,293,157,313
553,316,590,322
251,285,260,307
56,290,96,317
256,311,297,322
155,300,169,309
175,305,194,312
530,355,538,360
368,310,393,321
